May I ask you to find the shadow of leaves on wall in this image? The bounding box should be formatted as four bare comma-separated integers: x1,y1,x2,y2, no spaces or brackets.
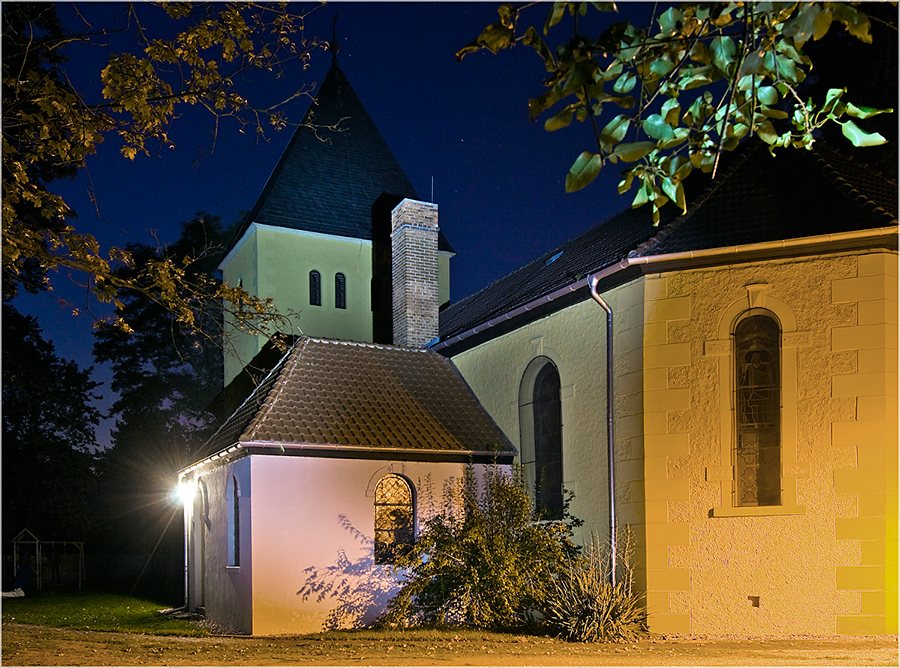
296,514,400,630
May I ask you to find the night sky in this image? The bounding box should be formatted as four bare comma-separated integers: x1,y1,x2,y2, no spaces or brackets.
13,2,653,445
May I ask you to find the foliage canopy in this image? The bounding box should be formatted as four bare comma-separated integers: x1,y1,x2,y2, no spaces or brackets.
2,2,326,338
459,2,895,222
2,304,100,542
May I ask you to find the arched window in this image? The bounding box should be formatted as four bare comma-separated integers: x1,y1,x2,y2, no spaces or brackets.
335,273,347,309
532,362,563,518
227,475,240,566
309,270,322,306
734,312,781,507
374,474,414,565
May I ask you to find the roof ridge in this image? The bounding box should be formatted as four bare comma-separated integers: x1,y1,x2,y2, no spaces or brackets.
629,142,760,258
306,336,430,353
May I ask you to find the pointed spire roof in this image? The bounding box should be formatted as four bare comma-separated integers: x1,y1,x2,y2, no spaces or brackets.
227,63,451,253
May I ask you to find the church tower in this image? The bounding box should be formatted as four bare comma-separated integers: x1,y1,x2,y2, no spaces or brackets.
219,62,454,387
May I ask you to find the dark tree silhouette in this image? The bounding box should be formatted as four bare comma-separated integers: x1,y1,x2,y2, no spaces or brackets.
2,304,101,547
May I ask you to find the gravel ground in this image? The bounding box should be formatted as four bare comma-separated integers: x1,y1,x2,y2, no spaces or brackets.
2,623,897,666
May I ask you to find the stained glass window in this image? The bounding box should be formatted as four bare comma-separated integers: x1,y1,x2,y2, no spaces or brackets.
734,314,781,507
533,362,563,519
374,474,414,565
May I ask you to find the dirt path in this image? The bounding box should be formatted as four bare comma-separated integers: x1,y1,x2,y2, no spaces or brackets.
2,623,897,666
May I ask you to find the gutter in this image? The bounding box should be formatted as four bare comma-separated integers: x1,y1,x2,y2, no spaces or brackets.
431,226,897,354
179,441,516,476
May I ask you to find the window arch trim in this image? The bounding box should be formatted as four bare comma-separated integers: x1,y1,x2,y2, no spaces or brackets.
705,287,808,517
518,354,564,520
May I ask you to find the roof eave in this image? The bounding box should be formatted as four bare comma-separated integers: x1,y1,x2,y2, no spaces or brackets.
433,224,898,355
179,440,517,476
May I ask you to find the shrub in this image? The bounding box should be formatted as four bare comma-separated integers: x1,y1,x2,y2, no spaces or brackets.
543,531,645,643
380,466,580,630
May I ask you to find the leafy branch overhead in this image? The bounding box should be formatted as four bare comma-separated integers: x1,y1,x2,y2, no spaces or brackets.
458,2,894,223
2,2,328,339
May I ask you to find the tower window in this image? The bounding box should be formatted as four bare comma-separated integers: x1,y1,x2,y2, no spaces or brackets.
309,271,322,306
335,273,347,309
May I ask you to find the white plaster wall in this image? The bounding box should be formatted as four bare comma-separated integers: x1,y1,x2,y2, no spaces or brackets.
247,455,499,635
184,459,253,633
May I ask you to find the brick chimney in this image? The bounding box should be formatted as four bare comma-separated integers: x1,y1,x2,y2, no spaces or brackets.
391,199,439,348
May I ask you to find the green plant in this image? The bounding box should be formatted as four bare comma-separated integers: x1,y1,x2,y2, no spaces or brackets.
380,466,581,630
543,531,645,643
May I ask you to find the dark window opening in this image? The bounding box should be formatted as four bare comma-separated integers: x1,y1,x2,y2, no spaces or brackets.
335,273,347,309
309,271,322,307
533,362,563,519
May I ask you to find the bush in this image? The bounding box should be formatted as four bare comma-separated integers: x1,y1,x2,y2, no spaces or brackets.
380,466,580,630
543,531,645,643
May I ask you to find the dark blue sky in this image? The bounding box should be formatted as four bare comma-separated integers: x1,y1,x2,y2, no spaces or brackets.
13,2,652,444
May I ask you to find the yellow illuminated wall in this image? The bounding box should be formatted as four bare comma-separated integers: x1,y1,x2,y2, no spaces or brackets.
450,249,898,635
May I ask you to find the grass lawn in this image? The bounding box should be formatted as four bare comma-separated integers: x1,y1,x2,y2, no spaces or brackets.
1,590,208,636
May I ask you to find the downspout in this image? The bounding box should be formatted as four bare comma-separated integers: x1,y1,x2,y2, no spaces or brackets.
588,274,617,586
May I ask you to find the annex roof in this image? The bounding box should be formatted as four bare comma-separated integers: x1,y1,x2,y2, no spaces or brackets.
225,62,453,255
190,337,515,467
438,141,898,346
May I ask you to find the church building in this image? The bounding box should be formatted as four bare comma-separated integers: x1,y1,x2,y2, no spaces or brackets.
180,59,898,636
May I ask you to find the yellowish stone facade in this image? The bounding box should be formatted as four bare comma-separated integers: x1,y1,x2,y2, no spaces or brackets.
449,248,898,635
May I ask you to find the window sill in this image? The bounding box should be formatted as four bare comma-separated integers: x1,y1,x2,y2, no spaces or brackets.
710,503,806,518
226,565,241,571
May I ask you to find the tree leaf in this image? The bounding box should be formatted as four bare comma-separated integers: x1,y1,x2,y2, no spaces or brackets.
611,141,656,162
613,70,637,94
840,119,888,147
544,105,575,131
812,7,833,41
710,36,736,73
845,103,894,120
565,152,603,192
832,4,873,44
642,114,675,141
756,86,779,107
600,114,631,146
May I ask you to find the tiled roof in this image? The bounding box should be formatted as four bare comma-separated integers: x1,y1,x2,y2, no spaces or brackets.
195,337,515,464
635,141,898,257
439,141,897,344
225,62,453,254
